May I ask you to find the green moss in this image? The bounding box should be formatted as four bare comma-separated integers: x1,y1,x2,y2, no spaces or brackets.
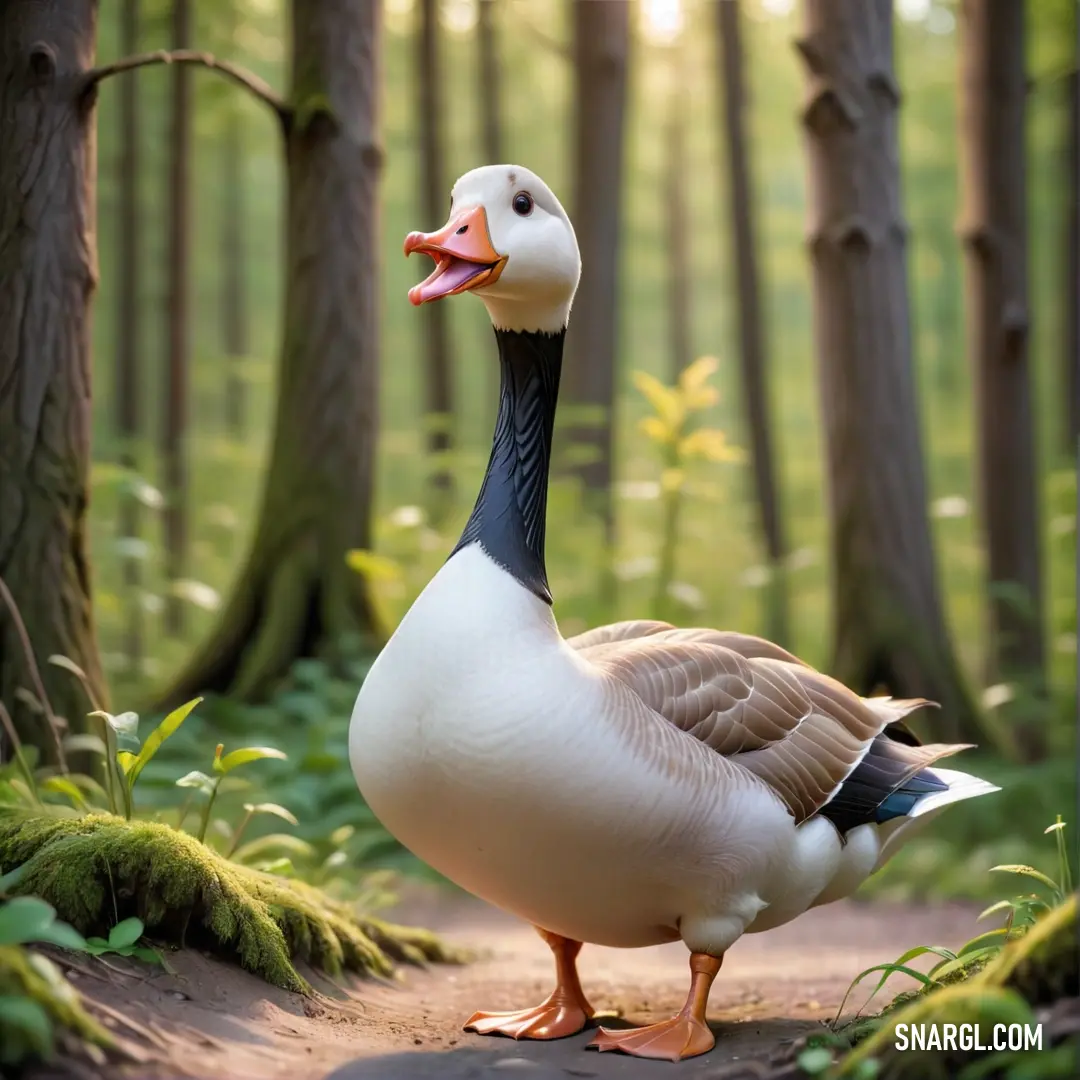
0,943,111,1065
0,812,459,993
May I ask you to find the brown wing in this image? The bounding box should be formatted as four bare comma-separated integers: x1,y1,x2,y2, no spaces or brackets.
571,622,813,668
567,619,675,652
586,636,889,822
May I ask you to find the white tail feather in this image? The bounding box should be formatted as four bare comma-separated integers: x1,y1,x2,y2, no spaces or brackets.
872,766,999,871
909,766,1001,818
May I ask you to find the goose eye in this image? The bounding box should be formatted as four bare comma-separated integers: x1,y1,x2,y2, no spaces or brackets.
512,191,534,217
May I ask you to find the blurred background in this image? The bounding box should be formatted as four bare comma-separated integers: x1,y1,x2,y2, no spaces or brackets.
26,0,1080,901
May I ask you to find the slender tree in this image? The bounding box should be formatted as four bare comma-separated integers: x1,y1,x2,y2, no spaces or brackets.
221,2,250,439
163,0,193,636
957,0,1045,758
564,0,630,544
417,0,454,503
476,0,504,165
797,0,980,741
715,0,789,646
663,41,692,384
1065,4,1080,457
116,0,143,673
162,0,384,703
0,0,107,756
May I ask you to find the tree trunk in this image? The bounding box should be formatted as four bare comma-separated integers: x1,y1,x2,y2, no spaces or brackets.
957,0,1045,759
664,46,692,385
716,0,789,647
417,0,454,504
160,0,383,706
1065,8,1080,458
564,0,629,545
221,3,249,439
163,0,193,636
0,0,108,754
476,0,503,165
116,0,143,674
797,0,980,743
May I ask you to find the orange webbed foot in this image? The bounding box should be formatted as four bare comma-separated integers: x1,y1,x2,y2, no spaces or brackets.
588,1014,715,1061
465,995,592,1041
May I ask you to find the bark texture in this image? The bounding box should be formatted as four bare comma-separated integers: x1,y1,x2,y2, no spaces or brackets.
0,0,107,752
116,0,142,672
797,0,979,741
564,0,630,542
957,0,1045,757
716,0,789,646
163,0,193,636
162,0,383,705
1065,9,1080,457
476,0,503,165
221,4,249,439
417,0,454,501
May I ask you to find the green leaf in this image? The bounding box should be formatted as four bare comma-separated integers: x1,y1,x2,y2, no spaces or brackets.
230,834,315,864
84,937,109,950
116,751,138,776
214,746,287,775
243,802,298,826
989,864,1060,891
46,654,88,680
0,897,56,945
108,917,144,950
977,899,1017,922
133,946,163,965
0,864,28,894
126,698,202,791
61,733,108,757
0,996,53,1058
251,857,295,877
40,776,87,810
175,770,214,794
797,1047,834,1075
89,710,139,737
32,919,89,952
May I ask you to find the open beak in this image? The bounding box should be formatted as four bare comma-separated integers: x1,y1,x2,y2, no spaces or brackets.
404,205,507,306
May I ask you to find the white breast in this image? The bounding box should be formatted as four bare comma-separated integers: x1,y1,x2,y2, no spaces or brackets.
349,545,862,951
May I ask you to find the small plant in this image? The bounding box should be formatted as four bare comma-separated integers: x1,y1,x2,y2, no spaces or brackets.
82,916,162,965
88,698,202,819
834,818,1075,1029
633,357,743,618
176,741,288,843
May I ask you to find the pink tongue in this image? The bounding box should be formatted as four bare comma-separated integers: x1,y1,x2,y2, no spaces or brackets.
415,257,487,302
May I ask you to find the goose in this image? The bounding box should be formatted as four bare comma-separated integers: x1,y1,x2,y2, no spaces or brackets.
349,164,999,1062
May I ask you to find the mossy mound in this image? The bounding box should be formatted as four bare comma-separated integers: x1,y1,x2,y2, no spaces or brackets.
0,943,111,1067
0,813,459,994
835,893,1079,1079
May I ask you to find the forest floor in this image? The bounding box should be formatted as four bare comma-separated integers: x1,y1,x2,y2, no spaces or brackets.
34,887,980,1080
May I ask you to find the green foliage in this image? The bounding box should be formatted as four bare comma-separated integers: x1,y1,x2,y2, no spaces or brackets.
634,356,745,620
0,943,111,1069
0,871,111,1070
817,821,1079,1079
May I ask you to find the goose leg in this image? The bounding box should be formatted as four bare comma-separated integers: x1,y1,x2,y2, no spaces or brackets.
464,928,594,1040
587,952,722,1061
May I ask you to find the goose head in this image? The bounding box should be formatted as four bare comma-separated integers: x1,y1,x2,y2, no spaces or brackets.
404,165,581,335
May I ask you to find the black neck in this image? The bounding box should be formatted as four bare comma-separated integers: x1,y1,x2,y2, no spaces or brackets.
450,327,564,604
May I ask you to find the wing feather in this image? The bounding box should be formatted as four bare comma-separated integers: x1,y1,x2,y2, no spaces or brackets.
585,636,888,822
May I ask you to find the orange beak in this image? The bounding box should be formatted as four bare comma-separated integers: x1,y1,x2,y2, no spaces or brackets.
404,205,507,306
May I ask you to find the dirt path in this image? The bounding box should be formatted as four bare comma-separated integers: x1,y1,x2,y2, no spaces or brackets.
47,891,980,1080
